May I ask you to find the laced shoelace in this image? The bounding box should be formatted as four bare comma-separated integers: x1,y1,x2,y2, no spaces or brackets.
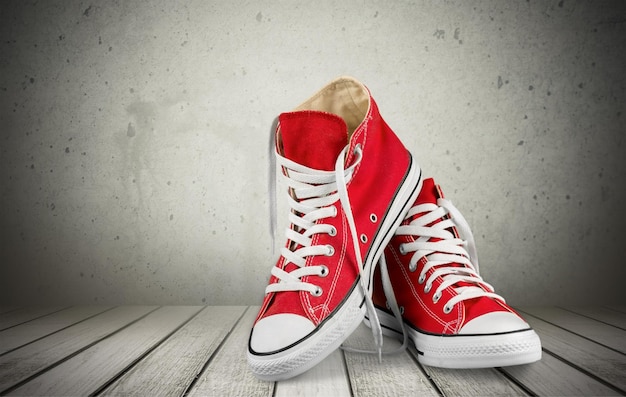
395,198,505,316
267,139,387,359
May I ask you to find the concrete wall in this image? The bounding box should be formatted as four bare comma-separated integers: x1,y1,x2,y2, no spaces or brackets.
1,1,625,306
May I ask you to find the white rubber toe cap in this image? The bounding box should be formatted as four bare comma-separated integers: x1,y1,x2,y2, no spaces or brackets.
249,313,316,353
459,311,531,335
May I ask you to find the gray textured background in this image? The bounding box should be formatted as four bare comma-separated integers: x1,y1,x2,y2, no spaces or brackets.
1,1,625,306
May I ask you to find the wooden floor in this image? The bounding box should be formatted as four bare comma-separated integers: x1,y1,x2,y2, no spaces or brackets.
0,306,624,396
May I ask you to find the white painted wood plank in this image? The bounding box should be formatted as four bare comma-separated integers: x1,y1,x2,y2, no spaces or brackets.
0,306,68,330
418,354,528,396
0,305,157,393
519,310,626,392
523,306,626,353
343,324,439,397
563,306,626,329
502,351,621,396
0,306,112,355
99,306,246,396
187,306,274,397
7,306,203,396
274,349,351,397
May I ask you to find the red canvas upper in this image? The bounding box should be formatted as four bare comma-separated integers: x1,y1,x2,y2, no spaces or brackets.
373,178,524,335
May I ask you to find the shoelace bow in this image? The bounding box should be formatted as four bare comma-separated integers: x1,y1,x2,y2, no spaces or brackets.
394,198,505,315
267,140,388,360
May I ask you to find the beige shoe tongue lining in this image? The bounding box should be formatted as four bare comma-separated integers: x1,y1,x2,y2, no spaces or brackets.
295,77,369,137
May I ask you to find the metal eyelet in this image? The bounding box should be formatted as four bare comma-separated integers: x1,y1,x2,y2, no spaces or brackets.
400,306,405,315
443,304,453,314
360,234,368,243
319,265,329,277
369,213,378,223
408,264,416,272
418,274,425,284
424,284,432,294
311,286,323,297
328,226,337,237
433,292,441,304
398,244,407,255
326,245,335,256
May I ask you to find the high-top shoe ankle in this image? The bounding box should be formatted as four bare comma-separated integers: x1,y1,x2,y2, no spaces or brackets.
247,77,423,380
370,178,542,368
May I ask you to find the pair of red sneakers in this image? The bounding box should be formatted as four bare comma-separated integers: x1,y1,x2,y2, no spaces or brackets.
247,77,541,380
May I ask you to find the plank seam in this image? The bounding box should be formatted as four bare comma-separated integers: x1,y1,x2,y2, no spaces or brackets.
0,306,116,358
0,306,72,332
518,309,626,356
0,306,161,396
0,308,24,316
91,305,206,396
495,366,536,396
603,306,626,315
538,348,626,395
339,348,355,397
558,306,626,331
181,306,252,397
405,345,445,396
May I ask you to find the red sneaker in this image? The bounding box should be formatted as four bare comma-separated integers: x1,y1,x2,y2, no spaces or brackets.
371,178,542,368
248,77,422,380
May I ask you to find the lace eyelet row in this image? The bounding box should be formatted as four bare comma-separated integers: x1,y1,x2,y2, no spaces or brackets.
309,265,330,297
418,273,454,314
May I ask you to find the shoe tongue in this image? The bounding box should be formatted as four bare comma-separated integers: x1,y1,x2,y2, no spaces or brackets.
413,176,463,239
278,110,349,171
408,178,446,223
416,178,441,206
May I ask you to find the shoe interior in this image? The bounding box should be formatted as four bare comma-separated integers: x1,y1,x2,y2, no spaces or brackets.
295,77,369,136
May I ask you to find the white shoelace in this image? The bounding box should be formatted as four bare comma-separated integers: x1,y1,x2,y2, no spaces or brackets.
267,141,386,359
395,198,505,315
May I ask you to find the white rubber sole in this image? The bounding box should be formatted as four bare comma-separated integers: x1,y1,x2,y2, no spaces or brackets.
248,282,366,381
369,308,542,368
248,156,423,381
